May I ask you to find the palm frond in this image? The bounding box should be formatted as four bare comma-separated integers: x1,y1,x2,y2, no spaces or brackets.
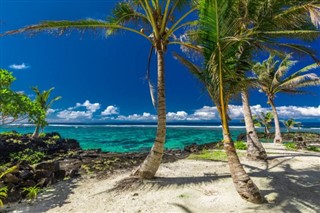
257,30,320,41
1,19,151,42
273,2,320,30
47,96,62,109
254,55,320,102
106,1,149,35
308,4,320,29
146,46,157,109
173,52,205,83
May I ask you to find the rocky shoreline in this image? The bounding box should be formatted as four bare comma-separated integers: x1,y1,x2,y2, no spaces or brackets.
0,132,221,205
1,131,319,206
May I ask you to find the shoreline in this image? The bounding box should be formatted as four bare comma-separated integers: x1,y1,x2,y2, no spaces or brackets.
1,131,320,212
5,143,320,213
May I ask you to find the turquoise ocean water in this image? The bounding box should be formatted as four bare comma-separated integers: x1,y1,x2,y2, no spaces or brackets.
1,123,319,152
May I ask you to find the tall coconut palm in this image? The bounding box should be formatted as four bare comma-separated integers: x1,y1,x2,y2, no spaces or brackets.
234,0,320,160
31,87,61,138
252,55,320,143
182,0,263,203
2,1,198,179
176,0,319,202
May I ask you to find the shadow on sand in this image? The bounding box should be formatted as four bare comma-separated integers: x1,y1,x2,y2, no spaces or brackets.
95,172,230,196
4,178,79,213
242,154,320,212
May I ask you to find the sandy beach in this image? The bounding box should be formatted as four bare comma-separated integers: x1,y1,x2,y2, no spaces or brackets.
6,143,320,213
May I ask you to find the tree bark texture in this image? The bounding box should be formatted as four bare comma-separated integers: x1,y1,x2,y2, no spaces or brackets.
32,126,40,138
132,50,166,179
269,99,282,143
241,91,267,160
223,127,263,203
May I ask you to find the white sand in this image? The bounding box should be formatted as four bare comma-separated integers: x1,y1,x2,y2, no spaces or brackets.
7,144,320,213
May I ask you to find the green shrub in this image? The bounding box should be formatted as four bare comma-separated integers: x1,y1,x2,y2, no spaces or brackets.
284,142,298,151
0,131,21,137
0,186,8,207
234,141,247,150
9,149,45,164
39,133,46,138
52,135,60,140
307,146,320,152
22,186,40,200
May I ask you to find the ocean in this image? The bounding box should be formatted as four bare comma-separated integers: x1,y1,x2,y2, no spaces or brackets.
1,122,319,152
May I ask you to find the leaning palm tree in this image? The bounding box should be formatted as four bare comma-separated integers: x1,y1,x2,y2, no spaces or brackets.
176,0,319,202
175,0,263,203
2,1,198,179
31,87,61,138
235,0,320,160
252,55,320,143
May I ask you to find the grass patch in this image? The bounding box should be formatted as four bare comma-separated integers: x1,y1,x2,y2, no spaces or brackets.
188,150,227,161
188,150,246,161
234,141,247,150
284,142,298,151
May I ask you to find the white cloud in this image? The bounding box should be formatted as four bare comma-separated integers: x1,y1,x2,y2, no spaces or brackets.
188,106,217,121
167,111,188,120
101,105,119,116
75,100,100,112
47,108,56,115
50,103,320,122
57,110,93,120
226,105,320,119
276,106,320,118
55,100,101,121
9,63,30,70
116,112,157,121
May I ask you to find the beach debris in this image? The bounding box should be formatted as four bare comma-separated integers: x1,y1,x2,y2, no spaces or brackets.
264,192,278,203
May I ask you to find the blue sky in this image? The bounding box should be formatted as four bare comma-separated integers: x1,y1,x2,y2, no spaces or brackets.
1,1,320,122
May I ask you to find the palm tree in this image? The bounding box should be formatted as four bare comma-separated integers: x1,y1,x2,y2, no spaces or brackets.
253,112,274,135
3,1,197,179
281,118,301,132
31,87,61,138
235,0,320,160
241,90,267,160
252,55,320,143
177,0,263,203
176,0,319,202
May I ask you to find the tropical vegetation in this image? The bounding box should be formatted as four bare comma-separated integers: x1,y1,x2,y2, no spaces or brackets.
1,0,320,206
2,0,199,179
174,0,320,203
31,87,61,138
281,118,301,132
0,186,7,207
0,69,45,126
22,185,41,201
253,112,274,135
252,55,320,143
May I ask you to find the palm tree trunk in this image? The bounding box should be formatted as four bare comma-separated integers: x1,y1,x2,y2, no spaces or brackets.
222,116,263,203
215,45,262,203
241,91,267,160
32,125,40,138
269,99,282,143
132,49,166,179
